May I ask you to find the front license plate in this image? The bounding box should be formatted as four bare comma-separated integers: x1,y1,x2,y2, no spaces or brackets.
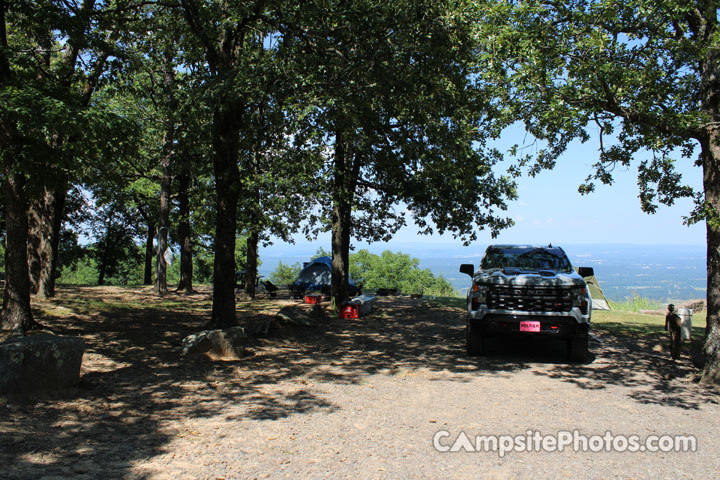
519,321,541,333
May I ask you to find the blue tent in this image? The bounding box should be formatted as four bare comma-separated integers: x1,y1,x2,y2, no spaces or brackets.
290,256,359,297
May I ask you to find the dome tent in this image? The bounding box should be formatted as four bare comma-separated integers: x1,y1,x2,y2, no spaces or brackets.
290,256,360,298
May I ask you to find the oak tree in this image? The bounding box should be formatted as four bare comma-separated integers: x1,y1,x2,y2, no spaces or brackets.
478,0,720,383
282,0,516,306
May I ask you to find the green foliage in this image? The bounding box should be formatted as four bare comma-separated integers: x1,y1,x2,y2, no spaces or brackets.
192,247,215,284
608,294,665,313
234,235,262,272
312,247,331,259
269,248,456,295
234,236,248,272
1,0,142,189
58,257,99,286
91,233,144,286
476,0,711,215
59,245,144,287
278,0,517,245
269,261,302,287
349,249,455,296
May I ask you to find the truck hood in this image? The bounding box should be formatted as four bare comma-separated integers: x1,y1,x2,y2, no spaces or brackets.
473,268,586,287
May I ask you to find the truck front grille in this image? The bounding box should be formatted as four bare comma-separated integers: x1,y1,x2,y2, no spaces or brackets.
487,285,573,312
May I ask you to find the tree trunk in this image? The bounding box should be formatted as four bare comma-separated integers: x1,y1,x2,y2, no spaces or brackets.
2,174,35,333
97,264,106,286
25,0,98,300
243,183,261,300
27,198,42,295
699,34,720,384
0,2,33,333
155,225,168,295
97,235,110,286
210,104,242,329
176,169,193,294
155,143,171,295
155,51,175,296
331,203,351,308
701,128,720,384
144,220,155,285
27,186,66,298
30,186,66,298
330,130,356,309
38,186,65,298
244,231,259,299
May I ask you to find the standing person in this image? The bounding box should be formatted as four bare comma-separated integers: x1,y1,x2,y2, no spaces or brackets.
665,304,682,360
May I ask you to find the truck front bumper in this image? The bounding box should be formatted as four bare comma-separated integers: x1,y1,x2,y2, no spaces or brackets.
467,306,590,339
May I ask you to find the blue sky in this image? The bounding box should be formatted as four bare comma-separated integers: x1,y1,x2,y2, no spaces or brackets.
473,137,705,246
262,131,706,258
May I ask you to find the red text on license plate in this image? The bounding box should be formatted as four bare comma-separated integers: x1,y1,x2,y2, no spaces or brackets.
519,321,541,332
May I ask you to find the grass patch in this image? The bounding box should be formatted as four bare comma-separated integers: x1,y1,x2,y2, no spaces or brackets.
32,285,215,321
592,309,706,342
592,310,666,338
608,295,665,312
429,296,465,309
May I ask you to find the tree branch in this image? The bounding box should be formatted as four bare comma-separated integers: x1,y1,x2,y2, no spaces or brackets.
81,52,109,108
179,0,220,73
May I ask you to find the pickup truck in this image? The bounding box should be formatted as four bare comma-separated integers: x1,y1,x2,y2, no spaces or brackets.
459,244,593,361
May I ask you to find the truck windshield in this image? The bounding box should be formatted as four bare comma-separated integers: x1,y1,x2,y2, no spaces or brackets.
481,246,573,273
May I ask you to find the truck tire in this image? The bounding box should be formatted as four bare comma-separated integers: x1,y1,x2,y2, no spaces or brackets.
466,323,484,356
568,334,589,362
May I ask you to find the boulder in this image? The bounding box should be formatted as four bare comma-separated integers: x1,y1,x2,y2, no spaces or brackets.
275,305,321,327
181,326,249,361
0,334,84,394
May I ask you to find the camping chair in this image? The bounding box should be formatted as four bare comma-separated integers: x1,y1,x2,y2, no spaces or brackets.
263,280,278,298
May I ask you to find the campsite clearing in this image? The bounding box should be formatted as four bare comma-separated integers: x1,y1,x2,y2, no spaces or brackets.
1,285,718,479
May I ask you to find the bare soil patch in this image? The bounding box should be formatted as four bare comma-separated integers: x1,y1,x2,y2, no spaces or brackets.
1,286,718,479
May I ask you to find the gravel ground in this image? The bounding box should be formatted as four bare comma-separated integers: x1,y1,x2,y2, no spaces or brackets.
1,287,718,479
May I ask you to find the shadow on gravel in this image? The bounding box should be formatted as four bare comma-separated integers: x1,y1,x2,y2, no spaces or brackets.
1,287,716,478
530,327,718,410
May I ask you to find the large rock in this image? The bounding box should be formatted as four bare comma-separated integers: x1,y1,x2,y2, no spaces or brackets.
275,305,323,327
0,334,84,394
181,326,249,361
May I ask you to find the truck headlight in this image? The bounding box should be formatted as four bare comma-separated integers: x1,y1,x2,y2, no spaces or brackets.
470,284,487,310
572,287,590,314
472,283,487,301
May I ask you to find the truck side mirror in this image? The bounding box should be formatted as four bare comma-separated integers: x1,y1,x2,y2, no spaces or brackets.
459,264,475,276
578,267,594,278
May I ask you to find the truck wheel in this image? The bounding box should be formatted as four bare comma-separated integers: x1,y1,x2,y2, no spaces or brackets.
466,323,484,356
568,335,589,362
